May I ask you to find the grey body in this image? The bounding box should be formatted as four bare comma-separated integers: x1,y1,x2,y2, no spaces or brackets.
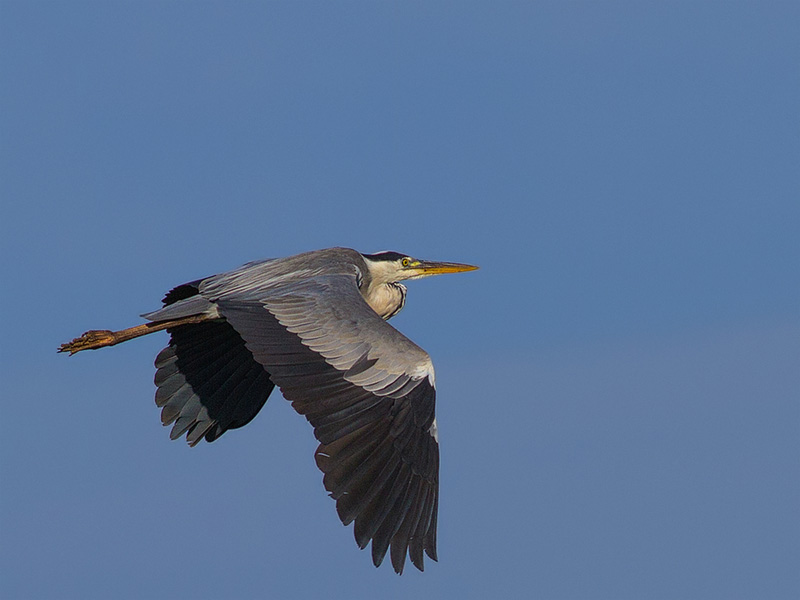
137,247,476,574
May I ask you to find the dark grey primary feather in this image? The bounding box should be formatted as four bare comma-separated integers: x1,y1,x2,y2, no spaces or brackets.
144,248,440,573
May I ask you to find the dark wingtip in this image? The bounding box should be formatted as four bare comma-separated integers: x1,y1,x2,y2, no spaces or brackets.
390,539,409,575
354,526,370,550
371,538,393,571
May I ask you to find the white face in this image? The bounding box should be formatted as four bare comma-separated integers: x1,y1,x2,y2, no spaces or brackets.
364,255,419,285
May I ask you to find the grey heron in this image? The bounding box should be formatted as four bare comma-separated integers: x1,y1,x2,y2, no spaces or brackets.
59,247,478,574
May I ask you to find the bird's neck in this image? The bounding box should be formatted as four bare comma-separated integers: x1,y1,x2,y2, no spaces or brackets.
362,282,407,320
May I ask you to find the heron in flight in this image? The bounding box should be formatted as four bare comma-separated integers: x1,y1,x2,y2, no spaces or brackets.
59,247,478,574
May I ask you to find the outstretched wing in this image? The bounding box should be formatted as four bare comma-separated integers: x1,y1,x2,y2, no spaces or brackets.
201,268,439,574
149,281,276,445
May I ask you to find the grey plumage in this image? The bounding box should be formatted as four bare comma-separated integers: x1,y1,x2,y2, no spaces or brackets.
61,247,477,574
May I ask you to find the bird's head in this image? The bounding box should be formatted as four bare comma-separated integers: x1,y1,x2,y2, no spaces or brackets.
362,251,478,285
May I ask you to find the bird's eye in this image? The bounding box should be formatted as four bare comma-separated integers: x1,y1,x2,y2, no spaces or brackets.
401,258,411,267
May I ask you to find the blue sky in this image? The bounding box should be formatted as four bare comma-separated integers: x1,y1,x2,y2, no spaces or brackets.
1,2,798,598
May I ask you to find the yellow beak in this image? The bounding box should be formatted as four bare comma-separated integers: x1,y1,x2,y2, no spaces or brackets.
412,260,479,277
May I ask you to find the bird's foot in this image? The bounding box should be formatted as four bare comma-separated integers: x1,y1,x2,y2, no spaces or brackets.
58,330,117,354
